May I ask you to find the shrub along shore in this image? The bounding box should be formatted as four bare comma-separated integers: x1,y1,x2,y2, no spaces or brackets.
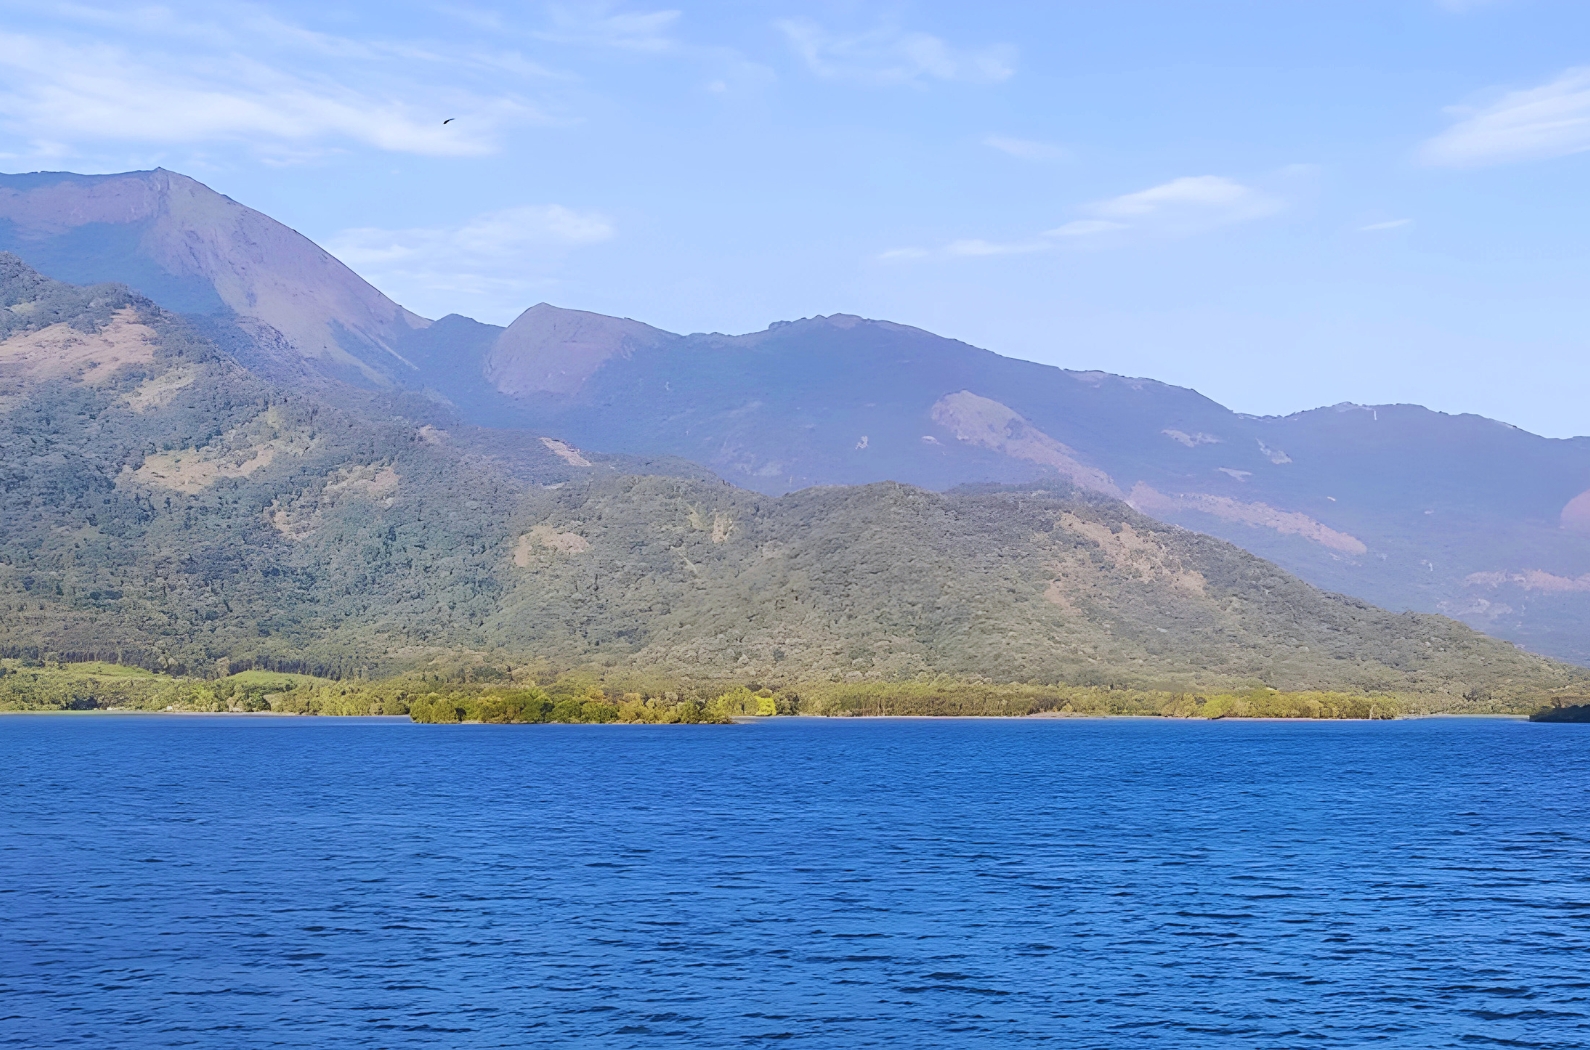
2,659,1579,722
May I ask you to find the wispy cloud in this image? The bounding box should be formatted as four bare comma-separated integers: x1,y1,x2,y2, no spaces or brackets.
1422,67,1590,167
328,204,615,322
333,204,614,260
983,134,1067,161
1044,219,1127,238
776,18,1014,85
879,174,1283,262
536,3,682,52
877,239,1044,263
1083,175,1283,230
527,4,773,100
0,33,527,158
943,238,1049,257
0,5,552,162
1360,218,1412,231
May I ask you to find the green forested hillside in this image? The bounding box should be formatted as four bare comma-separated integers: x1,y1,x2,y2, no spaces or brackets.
0,256,1583,709
477,477,1584,705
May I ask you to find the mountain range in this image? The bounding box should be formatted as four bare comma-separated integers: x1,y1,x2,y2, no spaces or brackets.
3,167,1588,668
2,251,1579,710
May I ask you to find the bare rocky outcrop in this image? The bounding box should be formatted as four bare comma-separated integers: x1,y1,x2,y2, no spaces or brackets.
0,307,158,384
1128,484,1368,556
930,390,1123,498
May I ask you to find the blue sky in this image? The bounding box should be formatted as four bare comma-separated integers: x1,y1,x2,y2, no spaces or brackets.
3,2,1590,436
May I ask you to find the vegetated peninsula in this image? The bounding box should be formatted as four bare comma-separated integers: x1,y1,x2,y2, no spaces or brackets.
0,255,1585,722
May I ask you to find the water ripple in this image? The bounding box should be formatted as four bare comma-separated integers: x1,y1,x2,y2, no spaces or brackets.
2,716,1588,1048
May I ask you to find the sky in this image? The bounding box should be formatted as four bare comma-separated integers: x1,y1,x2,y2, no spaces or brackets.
2,1,1590,436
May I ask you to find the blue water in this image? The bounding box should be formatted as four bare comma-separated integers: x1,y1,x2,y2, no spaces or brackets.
3,716,1589,1048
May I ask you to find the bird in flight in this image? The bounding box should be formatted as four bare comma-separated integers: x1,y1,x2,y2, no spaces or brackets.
442,118,455,125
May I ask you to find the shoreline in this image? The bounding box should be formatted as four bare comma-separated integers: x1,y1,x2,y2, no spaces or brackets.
6,660,1562,723
0,709,1536,723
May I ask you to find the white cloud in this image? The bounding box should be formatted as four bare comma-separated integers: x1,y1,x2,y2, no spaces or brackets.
984,135,1067,161
328,204,615,322
1050,175,1282,240
775,18,1014,85
1422,67,1590,167
1085,175,1283,228
1360,218,1412,231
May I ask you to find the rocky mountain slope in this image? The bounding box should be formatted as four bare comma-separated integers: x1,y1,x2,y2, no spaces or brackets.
0,169,428,387
1,256,1578,706
3,168,1588,664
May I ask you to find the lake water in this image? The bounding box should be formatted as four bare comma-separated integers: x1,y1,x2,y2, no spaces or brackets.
3,716,1588,1048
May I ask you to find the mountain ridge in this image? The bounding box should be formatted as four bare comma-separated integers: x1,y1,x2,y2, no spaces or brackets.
463,304,1590,663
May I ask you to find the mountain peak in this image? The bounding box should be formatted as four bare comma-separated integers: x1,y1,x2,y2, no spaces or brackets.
0,168,427,387
484,303,672,398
